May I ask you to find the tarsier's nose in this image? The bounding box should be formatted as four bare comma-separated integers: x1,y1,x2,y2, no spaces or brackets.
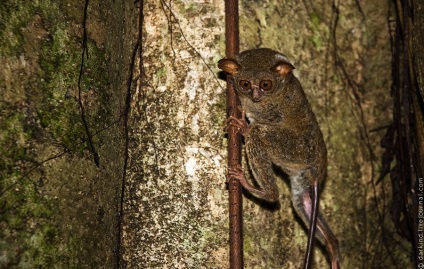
252,87,262,102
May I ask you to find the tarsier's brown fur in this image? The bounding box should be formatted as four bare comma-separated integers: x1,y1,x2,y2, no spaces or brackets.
219,48,340,269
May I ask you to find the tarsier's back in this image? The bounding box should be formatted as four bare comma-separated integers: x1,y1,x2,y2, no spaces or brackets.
219,48,340,269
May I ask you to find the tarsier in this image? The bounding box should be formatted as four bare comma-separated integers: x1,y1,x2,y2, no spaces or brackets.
218,48,340,269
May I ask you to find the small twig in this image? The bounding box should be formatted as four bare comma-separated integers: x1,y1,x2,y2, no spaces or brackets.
115,1,144,268
0,118,121,199
0,150,69,198
158,0,223,90
78,0,100,167
224,1,243,268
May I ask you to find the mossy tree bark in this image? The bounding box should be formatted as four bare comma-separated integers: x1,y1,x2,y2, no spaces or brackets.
0,0,416,268
0,0,134,267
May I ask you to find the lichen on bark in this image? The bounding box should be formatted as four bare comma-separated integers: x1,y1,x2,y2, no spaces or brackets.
1,0,127,267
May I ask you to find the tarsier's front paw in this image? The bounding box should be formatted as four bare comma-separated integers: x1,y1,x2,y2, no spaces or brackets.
226,166,254,193
226,166,244,183
226,110,250,137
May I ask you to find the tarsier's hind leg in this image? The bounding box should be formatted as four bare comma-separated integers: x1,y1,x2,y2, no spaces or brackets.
291,179,340,269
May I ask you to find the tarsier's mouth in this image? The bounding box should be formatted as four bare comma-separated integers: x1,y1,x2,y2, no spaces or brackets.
251,97,263,102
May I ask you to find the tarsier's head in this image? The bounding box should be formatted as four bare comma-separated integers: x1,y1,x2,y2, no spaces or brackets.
218,48,294,102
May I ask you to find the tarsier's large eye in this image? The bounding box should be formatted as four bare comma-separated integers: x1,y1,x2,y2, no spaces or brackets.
260,80,272,91
239,80,251,91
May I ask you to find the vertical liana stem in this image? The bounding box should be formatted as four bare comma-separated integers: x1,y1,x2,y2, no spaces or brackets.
224,0,243,268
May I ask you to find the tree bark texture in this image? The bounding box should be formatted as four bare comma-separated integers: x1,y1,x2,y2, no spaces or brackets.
0,0,417,268
0,0,134,267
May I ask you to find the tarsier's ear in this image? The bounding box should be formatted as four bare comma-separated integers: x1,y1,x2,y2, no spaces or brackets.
272,61,295,77
218,59,241,75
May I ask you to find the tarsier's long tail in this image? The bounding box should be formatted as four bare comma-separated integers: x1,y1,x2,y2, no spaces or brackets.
303,183,319,269
292,183,340,269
